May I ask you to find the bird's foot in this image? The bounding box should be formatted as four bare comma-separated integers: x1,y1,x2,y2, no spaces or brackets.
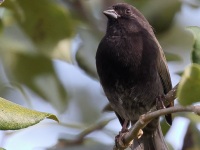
115,120,130,149
115,129,130,149
156,95,166,110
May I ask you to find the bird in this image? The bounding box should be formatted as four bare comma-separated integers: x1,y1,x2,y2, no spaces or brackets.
96,3,173,150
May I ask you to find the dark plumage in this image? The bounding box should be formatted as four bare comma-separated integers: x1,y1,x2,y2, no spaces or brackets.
96,3,173,150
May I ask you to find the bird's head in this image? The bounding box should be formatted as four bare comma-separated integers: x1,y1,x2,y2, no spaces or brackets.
103,3,152,33
103,3,133,20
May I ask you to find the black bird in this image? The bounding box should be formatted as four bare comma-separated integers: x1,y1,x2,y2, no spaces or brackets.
96,3,173,150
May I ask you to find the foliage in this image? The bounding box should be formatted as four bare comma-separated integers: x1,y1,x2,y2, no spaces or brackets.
178,27,200,105
176,26,200,148
0,0,200,150
178,63,200,105
0,97,58,130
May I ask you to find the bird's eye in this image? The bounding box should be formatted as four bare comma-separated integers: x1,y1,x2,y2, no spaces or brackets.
125,9,131,15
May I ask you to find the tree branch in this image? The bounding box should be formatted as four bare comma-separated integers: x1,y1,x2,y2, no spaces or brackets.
114,105,200,150
113,83,182,150
163,83,179,106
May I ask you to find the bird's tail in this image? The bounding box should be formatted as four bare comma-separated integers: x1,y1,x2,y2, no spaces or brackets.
132,123,168,150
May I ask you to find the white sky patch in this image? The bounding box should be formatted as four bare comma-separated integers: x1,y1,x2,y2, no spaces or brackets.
166,117,190,150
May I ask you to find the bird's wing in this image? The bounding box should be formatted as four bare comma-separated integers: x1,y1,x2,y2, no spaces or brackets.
157,41,174,125
158,48,172,93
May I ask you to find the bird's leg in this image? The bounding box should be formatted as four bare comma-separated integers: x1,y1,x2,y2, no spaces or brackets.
115,120,130,148
156,95,166,110
121,120,129,132
156,95,173,125
116,120,129,140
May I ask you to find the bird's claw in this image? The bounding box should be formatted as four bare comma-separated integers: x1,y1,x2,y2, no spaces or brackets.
156,95,166,110
115,130,132,149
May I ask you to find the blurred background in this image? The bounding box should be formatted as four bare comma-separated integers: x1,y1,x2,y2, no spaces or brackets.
0,0,200,150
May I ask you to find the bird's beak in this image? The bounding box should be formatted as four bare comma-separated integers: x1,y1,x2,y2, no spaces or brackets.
103,9,120,19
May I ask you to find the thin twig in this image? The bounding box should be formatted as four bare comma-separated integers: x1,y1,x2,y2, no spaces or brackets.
52,119,113,148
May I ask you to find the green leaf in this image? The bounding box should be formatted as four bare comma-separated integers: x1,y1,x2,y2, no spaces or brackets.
3,52,68,113
187,26,200,64
165,52,182,61
2,0,76,50
186,113,200,123
0,97,58,130
177,64,200,105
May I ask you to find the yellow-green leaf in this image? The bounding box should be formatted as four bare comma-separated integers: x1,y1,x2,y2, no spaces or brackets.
0,97,58,130
187,26,200,64
177,64,200,105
